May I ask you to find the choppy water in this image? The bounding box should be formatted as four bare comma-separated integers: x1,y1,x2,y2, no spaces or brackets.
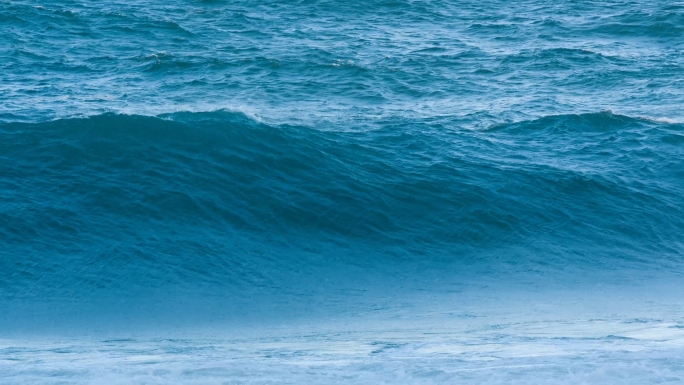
1,1,684,384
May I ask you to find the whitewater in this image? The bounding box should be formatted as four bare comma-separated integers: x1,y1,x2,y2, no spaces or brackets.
1,1,684,384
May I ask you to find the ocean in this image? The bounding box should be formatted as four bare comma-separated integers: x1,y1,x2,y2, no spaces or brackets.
1,1,684,384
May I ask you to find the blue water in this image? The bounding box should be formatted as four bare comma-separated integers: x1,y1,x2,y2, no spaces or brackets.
2,1,684,384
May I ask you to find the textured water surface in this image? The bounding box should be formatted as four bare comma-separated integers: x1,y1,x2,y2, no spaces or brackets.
1,0,684,384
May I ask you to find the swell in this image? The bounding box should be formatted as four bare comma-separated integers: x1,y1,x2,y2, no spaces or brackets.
0,111,683,298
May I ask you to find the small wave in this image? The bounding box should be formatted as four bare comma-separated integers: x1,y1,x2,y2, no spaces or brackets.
485,110,683,132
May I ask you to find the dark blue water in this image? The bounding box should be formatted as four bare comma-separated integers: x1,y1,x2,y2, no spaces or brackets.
1,1,684,384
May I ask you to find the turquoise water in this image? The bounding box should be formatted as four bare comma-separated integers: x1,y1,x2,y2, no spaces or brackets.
1,1,684,384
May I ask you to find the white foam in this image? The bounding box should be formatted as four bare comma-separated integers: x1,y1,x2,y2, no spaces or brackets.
645,116,681,124
3,311,684,385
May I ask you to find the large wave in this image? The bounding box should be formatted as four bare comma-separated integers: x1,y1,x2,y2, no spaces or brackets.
1,111,683,304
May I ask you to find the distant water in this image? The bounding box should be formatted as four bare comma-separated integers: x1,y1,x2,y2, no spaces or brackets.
1,1,684,384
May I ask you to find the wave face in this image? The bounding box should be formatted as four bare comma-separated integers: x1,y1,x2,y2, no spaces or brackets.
1,111,683,302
